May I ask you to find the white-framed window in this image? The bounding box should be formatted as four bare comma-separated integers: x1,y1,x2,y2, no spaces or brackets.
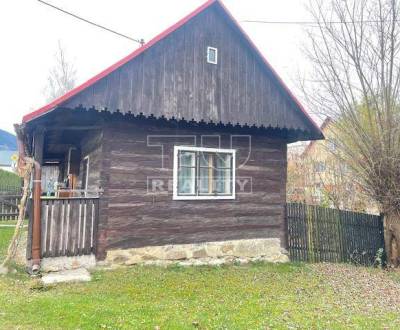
173,146,235,200
207,46,218,64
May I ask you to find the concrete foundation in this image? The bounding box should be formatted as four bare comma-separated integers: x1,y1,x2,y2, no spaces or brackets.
40,254,96,272
41,268,91,285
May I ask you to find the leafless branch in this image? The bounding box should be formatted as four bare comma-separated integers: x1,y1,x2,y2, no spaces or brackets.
301,0,400,214
43,41,77,102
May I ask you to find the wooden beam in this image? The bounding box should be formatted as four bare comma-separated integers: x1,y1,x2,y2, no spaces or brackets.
45,125,102,131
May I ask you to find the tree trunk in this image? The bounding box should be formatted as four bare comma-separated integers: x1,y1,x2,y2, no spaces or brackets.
384,212,400,267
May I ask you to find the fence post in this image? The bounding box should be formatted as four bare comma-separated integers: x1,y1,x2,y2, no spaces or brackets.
379,212,386,263
282,204,289,251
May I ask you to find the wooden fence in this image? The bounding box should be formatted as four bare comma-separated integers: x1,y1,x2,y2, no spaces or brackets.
287,203,384,266
27,197,99,259
0,187,21,220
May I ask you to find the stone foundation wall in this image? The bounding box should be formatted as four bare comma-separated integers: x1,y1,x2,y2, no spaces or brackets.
105,238,289,266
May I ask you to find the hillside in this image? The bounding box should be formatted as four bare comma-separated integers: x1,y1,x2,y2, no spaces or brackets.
0,129,16,150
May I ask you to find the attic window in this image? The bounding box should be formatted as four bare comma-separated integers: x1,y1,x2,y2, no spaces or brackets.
207,47,218,64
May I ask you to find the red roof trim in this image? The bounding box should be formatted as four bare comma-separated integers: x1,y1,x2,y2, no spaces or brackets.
23,0,322,136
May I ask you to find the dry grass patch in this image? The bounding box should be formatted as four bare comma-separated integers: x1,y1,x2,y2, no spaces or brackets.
311,263,400,315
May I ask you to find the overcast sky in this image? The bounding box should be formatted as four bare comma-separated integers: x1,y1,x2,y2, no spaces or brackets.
0,0,313,134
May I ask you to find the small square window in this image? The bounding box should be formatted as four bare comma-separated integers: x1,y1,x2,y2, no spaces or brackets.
314,161,326,173
207,47,218,64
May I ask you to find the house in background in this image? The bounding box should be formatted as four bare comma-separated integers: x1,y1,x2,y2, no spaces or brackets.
0,150,18,172
288,117,378,213
0,129,17,172
301,118,335,205
18,0,323,272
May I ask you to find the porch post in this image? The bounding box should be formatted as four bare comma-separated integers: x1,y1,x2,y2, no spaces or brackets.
31,129,44,271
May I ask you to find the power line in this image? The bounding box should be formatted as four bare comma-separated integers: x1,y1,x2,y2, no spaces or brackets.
242,19,400,26
242,20,327,25
37,0,144,45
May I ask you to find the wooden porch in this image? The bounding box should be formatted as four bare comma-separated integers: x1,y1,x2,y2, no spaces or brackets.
21,111,104,263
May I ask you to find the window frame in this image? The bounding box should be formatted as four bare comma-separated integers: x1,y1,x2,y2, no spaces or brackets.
81,156,90,196
207,46,218,64
173,146,236,200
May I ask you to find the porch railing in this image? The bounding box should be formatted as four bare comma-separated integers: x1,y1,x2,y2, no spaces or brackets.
27,197,100,259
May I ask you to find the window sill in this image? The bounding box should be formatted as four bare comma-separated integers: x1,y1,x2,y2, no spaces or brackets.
173,195,236,201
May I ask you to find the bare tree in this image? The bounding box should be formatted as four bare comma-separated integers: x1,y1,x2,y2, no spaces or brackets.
303,0,400,266
44,41,77,102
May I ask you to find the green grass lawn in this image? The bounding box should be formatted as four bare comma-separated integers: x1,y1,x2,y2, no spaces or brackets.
1,229,400,329
0,219,27,261
0,262,399,329
0,219,27,226
0,225,14,258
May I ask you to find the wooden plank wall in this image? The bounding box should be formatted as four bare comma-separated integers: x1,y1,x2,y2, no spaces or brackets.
62,5,315,134
39,198,99,258
41,166,59,193
77,130,103,194
97,120,287,255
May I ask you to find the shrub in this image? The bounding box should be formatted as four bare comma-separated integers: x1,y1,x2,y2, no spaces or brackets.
0,169,21,192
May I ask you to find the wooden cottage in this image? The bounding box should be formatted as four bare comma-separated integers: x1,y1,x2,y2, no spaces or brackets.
18,0,323,271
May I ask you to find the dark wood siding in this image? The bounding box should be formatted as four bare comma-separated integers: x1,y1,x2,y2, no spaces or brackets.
96,120,287,256
62,6,314,134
